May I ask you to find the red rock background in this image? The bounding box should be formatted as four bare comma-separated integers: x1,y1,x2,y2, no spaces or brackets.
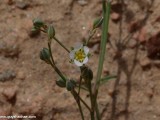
1,0,160,120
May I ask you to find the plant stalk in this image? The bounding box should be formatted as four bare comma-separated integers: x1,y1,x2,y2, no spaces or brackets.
93,0,111,115
71,90,85,120
74,89,91,112
95,100,101,120
53,37,70,53
88,81,95,120
85,29,96,46
48,42,55,64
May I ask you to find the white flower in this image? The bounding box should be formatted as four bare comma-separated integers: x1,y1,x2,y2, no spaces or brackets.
69,44,89,66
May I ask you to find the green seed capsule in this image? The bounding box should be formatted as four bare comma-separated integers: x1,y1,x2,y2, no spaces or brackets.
93,17,103,29
80,66,93,81
66,80,76,91
33,18,44,28
40,48,50,63
56,79,66,88
47,25,55,39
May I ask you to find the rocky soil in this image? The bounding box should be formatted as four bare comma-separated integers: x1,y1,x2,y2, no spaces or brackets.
1,0,160,120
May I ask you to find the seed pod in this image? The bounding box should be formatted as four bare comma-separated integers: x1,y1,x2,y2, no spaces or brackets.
56,79,66,88
47,25,55,39
66,80,76,91
40,48,50,64
80,66,93,81
33,18,44,28
93,17,103,29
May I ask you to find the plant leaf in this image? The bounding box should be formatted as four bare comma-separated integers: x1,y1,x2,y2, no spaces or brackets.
100,75,117,85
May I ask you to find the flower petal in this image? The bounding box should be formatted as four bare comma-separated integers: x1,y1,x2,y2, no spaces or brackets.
74,59,83,66
83,57,88,64
84,46,89,54
74,44,83,51
69,51,75,59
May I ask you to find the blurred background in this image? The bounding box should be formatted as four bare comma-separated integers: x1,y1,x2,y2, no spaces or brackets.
0,0,160,120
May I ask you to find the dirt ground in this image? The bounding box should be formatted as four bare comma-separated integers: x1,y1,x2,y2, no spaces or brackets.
0,0,160,120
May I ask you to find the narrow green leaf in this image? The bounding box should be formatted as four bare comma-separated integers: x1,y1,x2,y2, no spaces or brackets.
95,0,111,89
93,1,112,118
100,75,117,85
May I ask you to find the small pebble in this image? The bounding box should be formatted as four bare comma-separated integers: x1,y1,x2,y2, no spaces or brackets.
0,41,20,58
93,44,100,54
146,89,154,99
82,26,86,30
0,70,16,82
7,0,13,5
128,20,141,33
152,60,160,68
2,85,17,100
127,39,137,49
78,0,88,6
17,71,26,80
137,27,147,43
111,12,121,22
0,106,11,116
139,57,151,70
5,45,20,57
16,1,30,10
108,89,115,98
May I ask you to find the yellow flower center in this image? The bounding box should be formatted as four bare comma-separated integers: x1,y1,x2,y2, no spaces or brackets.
75,49,86,62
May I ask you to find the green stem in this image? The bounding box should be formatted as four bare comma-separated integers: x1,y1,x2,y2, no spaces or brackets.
74,89,91,112
48,42,55,64
78,76,82,95
53,37,70,53
40,28,47,33
71,90,85,120
48,41,66,81
49,62,66,81
95,100,101,120
93,0,111,113
88,81,95,120
85,29,96,46
90,111,94,120
77,102,85,120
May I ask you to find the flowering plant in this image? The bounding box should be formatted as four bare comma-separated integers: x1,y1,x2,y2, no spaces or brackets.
32,0,115,120
69,44,89,66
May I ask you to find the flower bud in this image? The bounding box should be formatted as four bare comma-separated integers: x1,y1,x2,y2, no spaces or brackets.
66,80,76,91
93,17,103,29
33,18,44,28
56,79,66,88
40,48,50,63
80,66,93,81
47,25,55,39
